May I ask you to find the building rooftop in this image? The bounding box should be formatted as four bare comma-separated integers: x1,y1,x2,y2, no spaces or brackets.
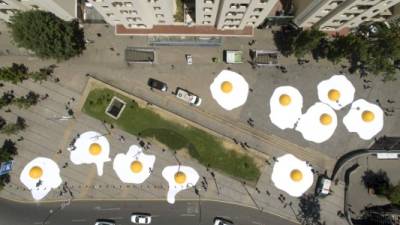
115,25,253,36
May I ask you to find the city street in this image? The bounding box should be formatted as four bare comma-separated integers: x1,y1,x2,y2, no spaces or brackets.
0,21,399,225
0,198,298,225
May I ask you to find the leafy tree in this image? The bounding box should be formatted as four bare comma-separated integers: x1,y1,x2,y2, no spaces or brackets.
1,116,27,135
361,169,391,196
387,182,400,205
0,139,17,161
0,174,10,190
13,91,40,109
298,194,322,225
0,63,29,84
293,28,326,58
273,25,300,57
0,91,15,109
8,10,85,60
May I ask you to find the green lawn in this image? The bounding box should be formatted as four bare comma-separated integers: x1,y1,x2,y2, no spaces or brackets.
82,88,261,182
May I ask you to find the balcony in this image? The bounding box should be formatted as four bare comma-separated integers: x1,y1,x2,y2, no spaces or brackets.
124,2,133,7
204,0,214,4
111,2,123,7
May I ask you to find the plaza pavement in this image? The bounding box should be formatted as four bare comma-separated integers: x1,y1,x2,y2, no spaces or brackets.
1,22,399,225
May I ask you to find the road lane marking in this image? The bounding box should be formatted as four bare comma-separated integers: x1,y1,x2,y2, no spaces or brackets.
252,221,264,225
180,214,196,217
110,216,124,220
71,219,86,222
99,207,121,211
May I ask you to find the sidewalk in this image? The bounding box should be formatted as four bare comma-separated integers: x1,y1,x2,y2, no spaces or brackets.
0,76,301,223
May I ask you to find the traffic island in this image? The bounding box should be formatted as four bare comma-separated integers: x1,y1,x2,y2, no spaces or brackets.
82,79,264,183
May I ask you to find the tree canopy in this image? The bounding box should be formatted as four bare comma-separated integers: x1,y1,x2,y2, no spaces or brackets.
8,10,85,60
273,20,400,80
298,194,322,225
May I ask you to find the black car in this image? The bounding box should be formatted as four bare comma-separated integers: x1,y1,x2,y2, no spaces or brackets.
147,78,168,92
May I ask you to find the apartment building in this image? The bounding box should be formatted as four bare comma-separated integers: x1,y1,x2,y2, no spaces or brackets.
294,0,400,32
87,0,279,31
0,0,75,22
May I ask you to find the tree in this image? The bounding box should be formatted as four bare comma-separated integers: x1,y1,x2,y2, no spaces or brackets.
0,139,17,161
8,10,85,60
1,116,27,135
0,63,29,84
293,28,326,58
0,174,10,190
387,182,400,205
13,91,40,109
273,25,300,57
361,169,391,196
298,194,322,225
0,91,15,109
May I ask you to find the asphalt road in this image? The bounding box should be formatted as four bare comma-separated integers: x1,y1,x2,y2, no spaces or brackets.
0,198,298,225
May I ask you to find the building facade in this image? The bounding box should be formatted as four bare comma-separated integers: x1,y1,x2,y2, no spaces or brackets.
294,0,400,32
87,0,279,30
0,0,75,22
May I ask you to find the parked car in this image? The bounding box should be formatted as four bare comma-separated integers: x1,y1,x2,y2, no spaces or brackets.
175,87,202,106
147,78,168,92
131,214,152,224
186,54,193,65
94,219,115,225
213,217,233,225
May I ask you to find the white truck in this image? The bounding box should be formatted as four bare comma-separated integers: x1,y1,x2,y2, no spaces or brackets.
175,88,202,106
223,50,243,64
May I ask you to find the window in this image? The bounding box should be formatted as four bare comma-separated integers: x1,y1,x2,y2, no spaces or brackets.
153,6,161,10
253,8,263,13
106,12,114,17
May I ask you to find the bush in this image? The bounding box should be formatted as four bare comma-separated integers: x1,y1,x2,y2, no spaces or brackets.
388,183,400,205
298,194,322,225
13,91,40,109
0,63,29,84
1,116,27,135
8,10,85,60
361,169,391,196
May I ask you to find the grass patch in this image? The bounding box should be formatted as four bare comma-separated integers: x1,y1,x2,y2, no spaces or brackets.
82,88,261,182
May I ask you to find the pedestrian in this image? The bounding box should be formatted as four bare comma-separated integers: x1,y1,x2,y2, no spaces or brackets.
387,99,395,104
97,33,102,37
171,64,175,70
255,187,260,194
54,77,60,83
266,190,270,196
63,162,69,168
5,108,11,113
57,149,62,154
71,97,75,102
232,138,238,144
272,156,277,162
110,124,114,129
249,88,253,92
110,47,114,51
41,93,49,100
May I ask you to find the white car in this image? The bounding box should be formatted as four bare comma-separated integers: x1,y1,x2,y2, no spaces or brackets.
131,214,152,224
214,217,233,225
186,54,193,65
175,88,202,107
95,220,115,225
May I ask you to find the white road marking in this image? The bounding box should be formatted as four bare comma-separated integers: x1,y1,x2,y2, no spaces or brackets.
71,219,86,222
180,214,196,217
109,216,124,220
252,221,263,225
99,207,121,211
